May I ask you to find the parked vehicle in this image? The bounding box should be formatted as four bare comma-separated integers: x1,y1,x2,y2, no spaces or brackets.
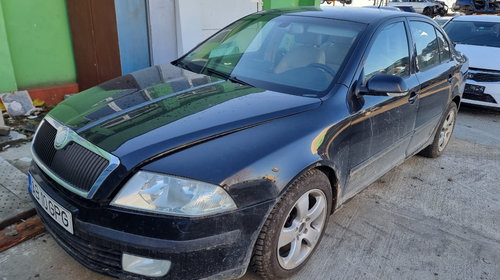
29,7,467,280
436,0,450,15
444,15,500,109
434,15,455,25
452,0,500,14
388,0,443,16
397,5,419,12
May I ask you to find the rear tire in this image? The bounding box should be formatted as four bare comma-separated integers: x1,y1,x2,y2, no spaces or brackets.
419,102,457,158
251,169,332,279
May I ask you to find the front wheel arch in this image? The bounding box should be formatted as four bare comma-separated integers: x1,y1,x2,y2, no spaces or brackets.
315,165,340,213
278,163,341,214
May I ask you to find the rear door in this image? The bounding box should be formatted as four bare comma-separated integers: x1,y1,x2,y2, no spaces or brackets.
406,20,454,154
344,19,419,200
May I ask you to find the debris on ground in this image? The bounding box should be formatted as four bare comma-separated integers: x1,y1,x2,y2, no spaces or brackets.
0,216,45,252
5,229,18,236
0,112,10,136
0,91,36,117
0,94,49,150
64,94,76,100
32,98,45,107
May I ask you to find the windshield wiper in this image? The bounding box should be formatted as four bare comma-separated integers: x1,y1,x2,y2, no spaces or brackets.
205,67,253,87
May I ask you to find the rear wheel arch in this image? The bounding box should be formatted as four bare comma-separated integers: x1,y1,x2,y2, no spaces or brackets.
419,101,458,158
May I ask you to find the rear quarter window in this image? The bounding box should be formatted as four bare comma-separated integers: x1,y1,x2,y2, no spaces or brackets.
410,21,441,71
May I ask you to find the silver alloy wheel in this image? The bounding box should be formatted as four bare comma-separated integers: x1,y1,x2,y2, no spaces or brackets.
277,189,327,270
438,109,456,152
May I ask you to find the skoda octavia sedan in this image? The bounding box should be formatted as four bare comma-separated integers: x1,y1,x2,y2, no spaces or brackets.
29,7,467,280
444,15,500,109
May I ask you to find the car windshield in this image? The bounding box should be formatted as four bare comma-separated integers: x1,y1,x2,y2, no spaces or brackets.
175,14,365,97
444,20,500,48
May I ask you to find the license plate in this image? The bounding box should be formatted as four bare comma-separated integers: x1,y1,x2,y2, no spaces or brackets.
29,174,74,234
464,83,485,96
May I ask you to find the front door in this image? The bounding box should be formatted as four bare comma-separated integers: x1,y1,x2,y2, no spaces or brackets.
344,19,419,201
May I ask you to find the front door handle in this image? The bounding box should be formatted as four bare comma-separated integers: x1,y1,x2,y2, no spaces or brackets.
408,92,418,104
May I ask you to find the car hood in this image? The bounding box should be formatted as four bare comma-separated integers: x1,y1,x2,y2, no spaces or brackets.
48,64,321,168
455,44,500,71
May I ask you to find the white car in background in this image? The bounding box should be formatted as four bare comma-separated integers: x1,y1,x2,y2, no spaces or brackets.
388,0,441,16
444,15,500,109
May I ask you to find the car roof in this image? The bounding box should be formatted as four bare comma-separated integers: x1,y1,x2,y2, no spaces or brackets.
451,15,500,23
262,6,423,25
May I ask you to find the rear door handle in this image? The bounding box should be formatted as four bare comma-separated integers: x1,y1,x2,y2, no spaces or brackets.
408,92,418,104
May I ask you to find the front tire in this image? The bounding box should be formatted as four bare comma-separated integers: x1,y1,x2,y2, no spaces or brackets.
251,169,332,279
419,102,458,158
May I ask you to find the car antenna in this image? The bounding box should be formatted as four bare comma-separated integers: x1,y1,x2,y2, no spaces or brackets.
378,0,383,9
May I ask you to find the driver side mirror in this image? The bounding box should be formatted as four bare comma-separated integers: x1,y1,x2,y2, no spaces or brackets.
359,74,409,97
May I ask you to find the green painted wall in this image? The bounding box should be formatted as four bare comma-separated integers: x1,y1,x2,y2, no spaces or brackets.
263,0,320,9
0,1,17,92
1,0,76,89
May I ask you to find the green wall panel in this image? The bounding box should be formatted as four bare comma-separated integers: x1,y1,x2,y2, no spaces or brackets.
263,0,320,9
1,0,76,89
0,1,17,92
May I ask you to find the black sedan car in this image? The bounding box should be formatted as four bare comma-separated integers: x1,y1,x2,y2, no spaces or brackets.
29,7,467,280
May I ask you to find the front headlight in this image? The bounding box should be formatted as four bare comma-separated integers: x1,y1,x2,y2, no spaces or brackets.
111,171,237,217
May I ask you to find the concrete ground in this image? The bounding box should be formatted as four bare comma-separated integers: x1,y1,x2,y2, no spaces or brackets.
0,142,32,174
0,156,32,229
0,105,498,280
453,105,500,149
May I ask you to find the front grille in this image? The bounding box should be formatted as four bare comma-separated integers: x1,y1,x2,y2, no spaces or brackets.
37,206,122,272
33,121,109,192
463,92,497,103
33,120,58,164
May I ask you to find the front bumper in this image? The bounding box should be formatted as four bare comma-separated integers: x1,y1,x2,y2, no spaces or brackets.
29,163,274,280
462,78,500,109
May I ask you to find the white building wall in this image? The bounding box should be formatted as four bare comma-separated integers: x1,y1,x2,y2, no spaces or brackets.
147,0,261,66
199,0,262,39
175,0,204,57
147,0,178,66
